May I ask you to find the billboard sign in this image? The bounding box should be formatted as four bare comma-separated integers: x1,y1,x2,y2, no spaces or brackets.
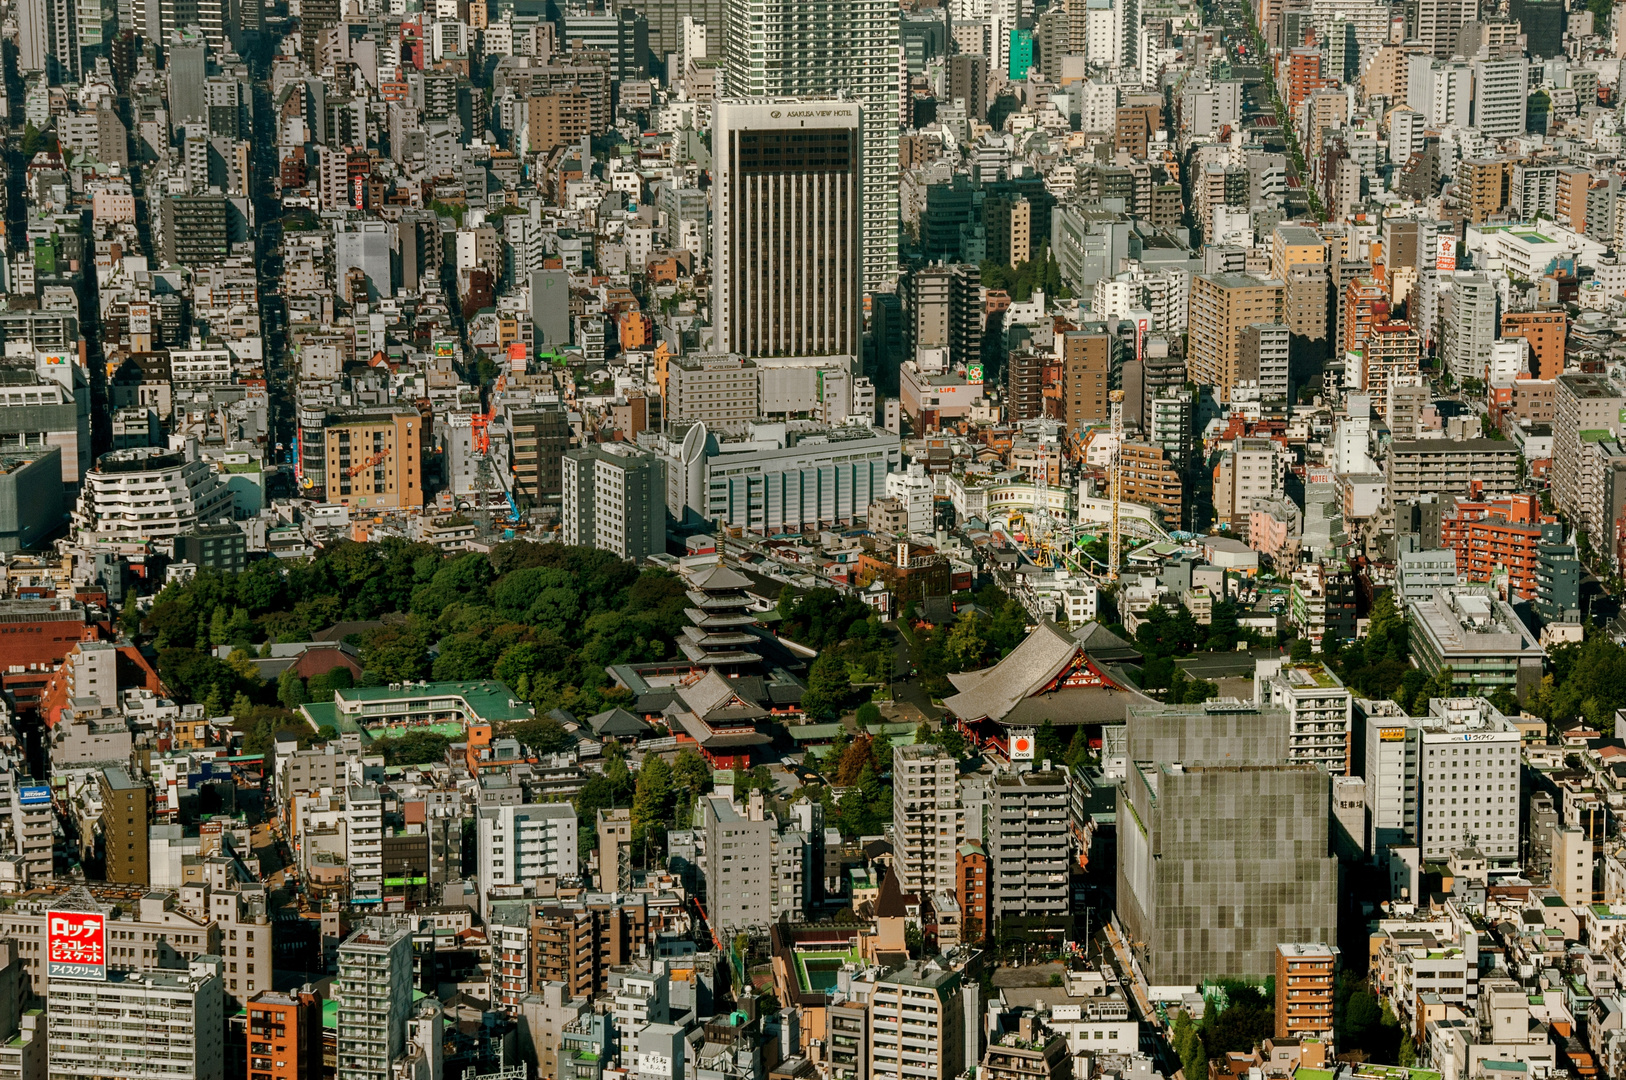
47,910,106,980
18,785,50,805
967,362,984,384
433,340,456,357
1010,729,1036,761
1436,235,1457,272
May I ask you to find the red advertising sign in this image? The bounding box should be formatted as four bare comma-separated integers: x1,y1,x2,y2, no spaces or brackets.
1436,235,1457,272
48,910,106,980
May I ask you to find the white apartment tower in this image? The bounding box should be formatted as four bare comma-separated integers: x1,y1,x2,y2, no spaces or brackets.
893,744,964,896
335,919,415,1080
476,803,580,906
722,0,901,293
1442,273,1498,383
1257,659,1355,775
1473,55,1529,138
73,446,234,547
49,956,226,1080
713,99,862,359
17,0,78,81
1406,56,1472,128
345,784,384,905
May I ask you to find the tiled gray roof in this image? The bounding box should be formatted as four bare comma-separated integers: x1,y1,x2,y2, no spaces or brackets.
942,621,1081,722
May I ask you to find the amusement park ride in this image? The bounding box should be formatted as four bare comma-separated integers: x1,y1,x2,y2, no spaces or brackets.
996,389,1178,585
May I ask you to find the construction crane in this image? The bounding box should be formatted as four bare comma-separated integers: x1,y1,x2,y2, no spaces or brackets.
1108,390,1124,581
345,447,390,479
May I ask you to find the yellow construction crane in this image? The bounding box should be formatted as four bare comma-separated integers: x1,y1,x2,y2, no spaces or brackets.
1108,390,1124,581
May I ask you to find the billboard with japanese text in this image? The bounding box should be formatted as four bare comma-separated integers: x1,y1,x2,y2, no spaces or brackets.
47,910,106,980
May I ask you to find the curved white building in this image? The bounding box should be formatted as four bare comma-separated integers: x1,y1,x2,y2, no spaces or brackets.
74,446,234,549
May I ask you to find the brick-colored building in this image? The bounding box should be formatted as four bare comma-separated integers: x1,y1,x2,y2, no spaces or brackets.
1363,321,1421,416
526,92,592,154
1556,166,1592,233
248,989,325,1080
1488,378,1556,429
1342,276,1389,358
1121,441,1184,525
1440,493,1557,600
1458,158,1514,224
98,764,150,884
1060,330,1111,426
956,841,989,946
1286,47,1329,112
1275,943,1338,1040
1113,104,1159,157
1501,309,1567,380
1189,273,1285,401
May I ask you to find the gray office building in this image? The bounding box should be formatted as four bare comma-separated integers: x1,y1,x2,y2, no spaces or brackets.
0,447,64,551
531,270,572,346
989,769,1070,918
1118,761,1338,985
562,445,666,561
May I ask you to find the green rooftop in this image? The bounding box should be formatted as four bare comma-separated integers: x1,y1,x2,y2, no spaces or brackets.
1352,1067,1441,1080
302,680,533,730
794,947,863,996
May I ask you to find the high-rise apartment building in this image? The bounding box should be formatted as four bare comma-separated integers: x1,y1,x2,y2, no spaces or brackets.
17,0,78,81
1456,158,1513,223
49,956,226,1080
1188,273,1285,401
562,445,666,561
1472,55,1528,137
871,963,966,1080
1442,273,1499,382
713,99,861,359
722,0,900,293
988,769,1069,918
248,989,325,1080
1416,0,1472,55
698,792,808,932
1553,372,1626,539
903,263,983,367
99,765,150,884
893,744,964,897
477,804,580,905
1362,321,1422,415
508,404,572,508
1256,659,1354,775
335,919,415,1080
1275,943,1338,1041
1500,310,1566,380
1060,330,1111,425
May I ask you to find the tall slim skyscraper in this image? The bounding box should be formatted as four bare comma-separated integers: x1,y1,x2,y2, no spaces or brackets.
335,919,414,1080
17,0,79,82
723,0,901,294
714,99,861,359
